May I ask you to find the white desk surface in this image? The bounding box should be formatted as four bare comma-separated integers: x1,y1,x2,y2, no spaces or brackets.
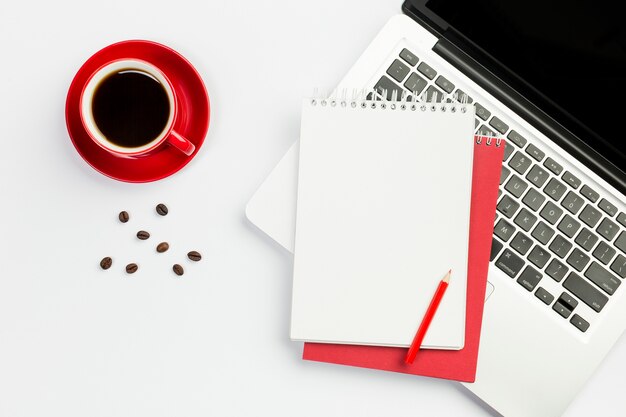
1,1,624,416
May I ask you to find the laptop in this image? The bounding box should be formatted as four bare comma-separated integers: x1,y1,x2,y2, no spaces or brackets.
246,1,626,416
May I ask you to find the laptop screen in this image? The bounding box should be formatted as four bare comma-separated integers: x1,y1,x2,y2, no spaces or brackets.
422,0,626,173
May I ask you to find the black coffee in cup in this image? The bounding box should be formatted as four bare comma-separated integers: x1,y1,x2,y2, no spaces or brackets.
92,70,170,148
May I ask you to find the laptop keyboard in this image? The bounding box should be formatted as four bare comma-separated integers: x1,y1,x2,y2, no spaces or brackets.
369,47,626,334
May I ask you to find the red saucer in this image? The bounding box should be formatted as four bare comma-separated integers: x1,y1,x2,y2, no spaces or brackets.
66,40,210,182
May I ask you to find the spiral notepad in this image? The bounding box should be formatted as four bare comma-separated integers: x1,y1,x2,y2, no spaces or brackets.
291,93,476,349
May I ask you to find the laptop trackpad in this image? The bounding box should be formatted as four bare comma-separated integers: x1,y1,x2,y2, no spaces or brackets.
485,281,495,302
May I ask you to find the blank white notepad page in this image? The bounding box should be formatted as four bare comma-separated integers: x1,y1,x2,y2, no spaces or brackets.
291,99,475,349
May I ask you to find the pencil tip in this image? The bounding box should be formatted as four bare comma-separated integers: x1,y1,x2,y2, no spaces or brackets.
443,270,451,283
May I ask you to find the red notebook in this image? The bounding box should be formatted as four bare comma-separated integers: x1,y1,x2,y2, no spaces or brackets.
302,136,504,382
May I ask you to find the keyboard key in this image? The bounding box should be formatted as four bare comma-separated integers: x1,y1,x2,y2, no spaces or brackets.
562,171,581,189
517,265,542,291
489,116,509,134
610,254,626,278
503,141,514,161
374,76,403,100
386,59,410,83
474,103,491,120
617,213,626,228
495,249,525,277
509,152,532,175
505,175,528,198
477,125,496,136
563,272,608,312
526,165,549,188
417,61,437,80
580,185,599,202
540,201,564,225
522,188,546,212
557,215,581,238
525,143,545,161
507,130,527,148
567,248,590,272
552,301,572,318
560,192,584,215
532,221,556,245
575,228,599,252
543,157,563,175
544,178,567,201
598,198,617,217
578,205,602,228
425,85,445,102
549,235,573,258
514,208,537,232
546,259,568,282
535,287,555,305
399,48,419,66
497,195,520,218
454,89,473,103
500,165,511,185
570,314,590,332
585,262,621,295
404,73,427,95
490,237,504,261
616,231,626,254
435,75,455,93
597,218,619,241
593,241,616,265
494,218,516,241
559,292,579,310
528,245,551,269
510,232,534,255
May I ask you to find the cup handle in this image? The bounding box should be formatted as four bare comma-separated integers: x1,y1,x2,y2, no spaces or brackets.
166,130,196,156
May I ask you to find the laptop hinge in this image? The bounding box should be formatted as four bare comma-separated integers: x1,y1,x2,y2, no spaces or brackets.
433,37,626,196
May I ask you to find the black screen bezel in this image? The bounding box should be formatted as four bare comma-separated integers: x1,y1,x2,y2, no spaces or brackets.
401,0,626,189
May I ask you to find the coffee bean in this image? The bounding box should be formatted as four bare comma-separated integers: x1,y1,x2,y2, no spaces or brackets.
187,251,202,262
136,230,150,240
118,211,129,223
126,263,138,274
156,242,169,253
173,264,184,276
156,203,168,216
100,257,112,270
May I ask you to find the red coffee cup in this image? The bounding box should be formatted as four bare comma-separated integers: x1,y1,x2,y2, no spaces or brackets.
79,58,195,157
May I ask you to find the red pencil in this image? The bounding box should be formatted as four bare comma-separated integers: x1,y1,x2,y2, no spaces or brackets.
405,269,452,364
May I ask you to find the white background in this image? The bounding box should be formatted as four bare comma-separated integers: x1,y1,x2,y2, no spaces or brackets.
0,1,624,416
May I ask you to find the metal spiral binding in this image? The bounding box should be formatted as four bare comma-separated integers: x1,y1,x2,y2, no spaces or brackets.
476,133,502,147
310,87,471,113
310,88,503,147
